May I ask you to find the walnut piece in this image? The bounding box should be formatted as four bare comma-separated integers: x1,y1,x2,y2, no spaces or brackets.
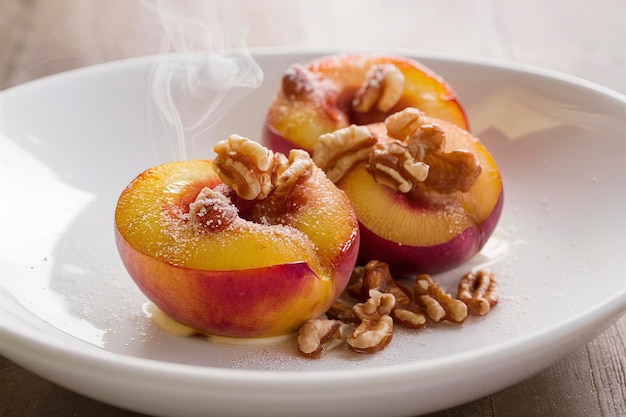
313,124,376,183
414,274,468,323
296,263,501,358
384,106,426,140
271,148,313,203
457,269,499,316
406,122,446,159
369,139,430,193
297,319,343,358
346,289,395,353
406,123,481,194
213,134,313,201
372,108,482,195
351,260,412,306
314,107,482,197
188,186,238,233
347,261,427,330
352,64,405,113
213,135,275,200
326,300,359,324
391,305,427,329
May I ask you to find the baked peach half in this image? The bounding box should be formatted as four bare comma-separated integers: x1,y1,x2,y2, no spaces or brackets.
313,108,503,275
114,136,359,338
263,53,468,155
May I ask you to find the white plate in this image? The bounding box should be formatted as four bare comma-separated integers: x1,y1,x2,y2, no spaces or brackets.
1,49,625,417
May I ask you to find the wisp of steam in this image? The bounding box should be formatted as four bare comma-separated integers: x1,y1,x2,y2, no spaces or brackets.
145,0,264,160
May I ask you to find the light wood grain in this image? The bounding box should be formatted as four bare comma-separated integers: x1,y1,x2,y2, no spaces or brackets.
589,317,626,416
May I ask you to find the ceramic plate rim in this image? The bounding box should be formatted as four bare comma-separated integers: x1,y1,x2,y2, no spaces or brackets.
2,289,624,382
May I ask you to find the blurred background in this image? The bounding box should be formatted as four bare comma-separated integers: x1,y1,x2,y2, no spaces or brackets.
1,0,624,93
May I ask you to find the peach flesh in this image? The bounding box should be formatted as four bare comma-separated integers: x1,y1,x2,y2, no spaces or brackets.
114,159,360,338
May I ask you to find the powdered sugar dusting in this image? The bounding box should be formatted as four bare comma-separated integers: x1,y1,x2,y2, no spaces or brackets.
188,186,238,233
282,63,338,102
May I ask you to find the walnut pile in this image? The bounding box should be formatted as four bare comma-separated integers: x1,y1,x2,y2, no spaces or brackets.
312,107,482,198
297,260,499,358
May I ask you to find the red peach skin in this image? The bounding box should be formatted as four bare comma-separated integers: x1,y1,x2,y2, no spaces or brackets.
116,234,359,337
357,191,503,275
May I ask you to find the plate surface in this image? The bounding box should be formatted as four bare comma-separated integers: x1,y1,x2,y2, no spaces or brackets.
1,49,625,417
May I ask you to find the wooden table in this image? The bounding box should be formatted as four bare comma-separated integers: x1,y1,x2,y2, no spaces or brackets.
1,1,625,416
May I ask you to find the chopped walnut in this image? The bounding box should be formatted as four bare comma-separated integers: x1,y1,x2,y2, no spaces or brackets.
353,260,412,306
384,107,426,140
213,135,275,200
391,305,427,329
346,289,395,353
457,269,499,316
188,186,238,233
326,300,359,324
297,319,343,358
369,139,430,193
313,124,376,183
313,107,482,197
414,274,468,323
347,260,426,330
406,124,481,193
373,108,482,195
406,122,446,158
213,135,313,201
271,148,314,203
345,265,366,299
352,64,405,113
297,263,502,358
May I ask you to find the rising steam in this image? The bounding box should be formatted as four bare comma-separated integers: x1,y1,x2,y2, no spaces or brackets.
144,0,264,160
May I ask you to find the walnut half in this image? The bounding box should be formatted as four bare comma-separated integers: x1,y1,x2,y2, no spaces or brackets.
297,319,343,358
213,134,313,201
406,123,481,194
369,139,430,193
414,274,468,323
352,63,406,113
313,124,376,183
346,289,395,353
457,269,499,316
